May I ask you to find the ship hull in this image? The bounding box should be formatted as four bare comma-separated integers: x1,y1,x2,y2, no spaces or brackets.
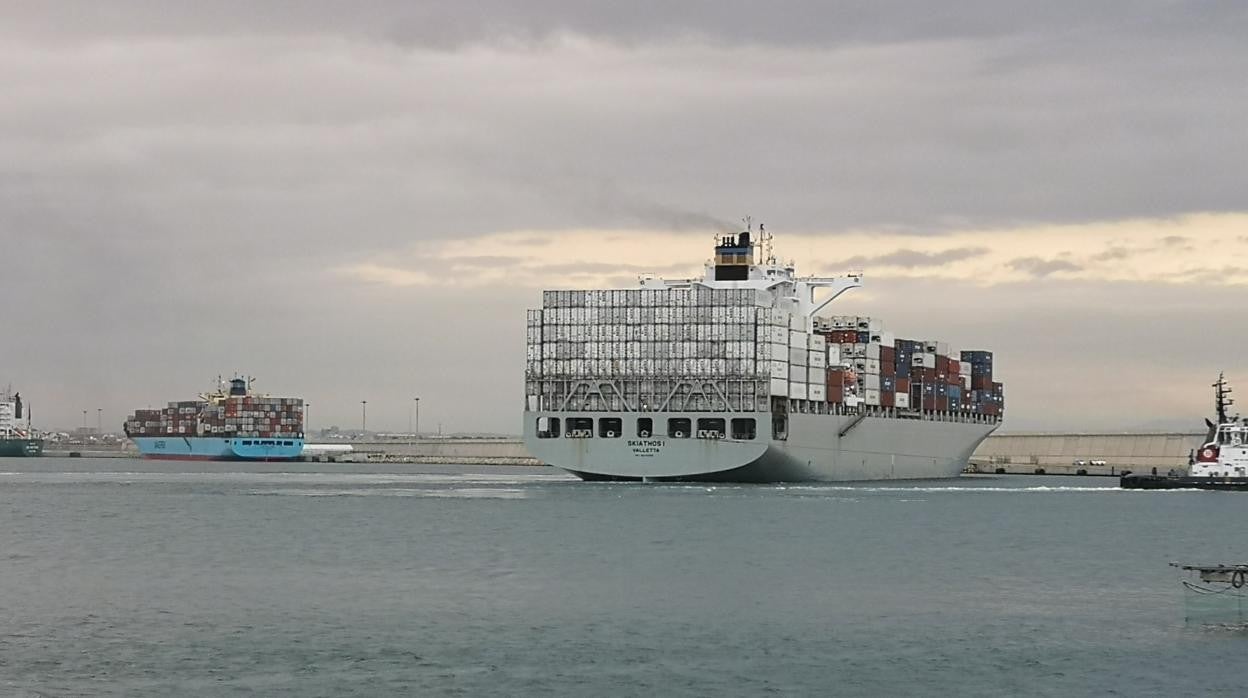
524,411,997,482
1120,474,1248,491
0,438,44,457
131,436,304,461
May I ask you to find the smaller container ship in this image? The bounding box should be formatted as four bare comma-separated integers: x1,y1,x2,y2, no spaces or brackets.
1122,374,1248,490
124,377,304,461
0,388,43,457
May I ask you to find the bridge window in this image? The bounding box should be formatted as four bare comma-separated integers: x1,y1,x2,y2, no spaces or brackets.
566,417,594,438
731,418,757,440
696,418,726,439
537,417,560,438
636,417,654,438
598,417,622,438
243,440,253,445
667,417,691,438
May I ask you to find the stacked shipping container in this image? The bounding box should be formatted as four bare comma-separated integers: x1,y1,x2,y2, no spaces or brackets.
125,396,304,439
525,292,1002,420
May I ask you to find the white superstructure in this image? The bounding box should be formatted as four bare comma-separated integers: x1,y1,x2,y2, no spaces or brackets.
0,389,32,439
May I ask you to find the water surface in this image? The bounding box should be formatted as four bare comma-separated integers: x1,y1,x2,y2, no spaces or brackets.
2,458,1245,696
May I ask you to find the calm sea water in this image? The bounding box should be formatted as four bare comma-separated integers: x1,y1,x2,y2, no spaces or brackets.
2,458,1246,696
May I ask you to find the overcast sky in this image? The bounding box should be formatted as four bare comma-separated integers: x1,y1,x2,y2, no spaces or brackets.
3,1,1246,433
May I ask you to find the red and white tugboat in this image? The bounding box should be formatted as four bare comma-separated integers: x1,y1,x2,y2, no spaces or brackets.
1122,374,1248,490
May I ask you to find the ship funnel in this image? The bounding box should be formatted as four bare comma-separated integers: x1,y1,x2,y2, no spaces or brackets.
738,231,751,248
229,378,247,397
13,393,21,419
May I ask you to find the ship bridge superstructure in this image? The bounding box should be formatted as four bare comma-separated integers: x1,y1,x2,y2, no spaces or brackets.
640,226,863,330
0,389,32,438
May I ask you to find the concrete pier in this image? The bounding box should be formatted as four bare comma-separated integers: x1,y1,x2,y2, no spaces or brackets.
967,431,1204,476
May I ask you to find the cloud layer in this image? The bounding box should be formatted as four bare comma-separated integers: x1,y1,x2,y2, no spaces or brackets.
2,3,1247,432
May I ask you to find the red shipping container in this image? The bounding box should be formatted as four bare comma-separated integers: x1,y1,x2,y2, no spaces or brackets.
881,390,895,407
971,375,992,391
880,346,895,364
881,361,896,378
895,377,911,393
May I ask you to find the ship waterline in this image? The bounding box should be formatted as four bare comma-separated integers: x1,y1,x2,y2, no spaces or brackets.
525,411,996,482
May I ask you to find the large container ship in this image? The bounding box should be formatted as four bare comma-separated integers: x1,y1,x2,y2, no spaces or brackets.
523,226,1004,482
0,389,43,457
124,377,304,461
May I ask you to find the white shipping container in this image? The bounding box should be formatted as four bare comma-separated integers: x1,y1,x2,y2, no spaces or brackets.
912,353,937,369
960,360,972,376
790,314,807,332
808,334,826,351
789,347,808,366
810,350,827,369
877,331,896,348
864,374,881,390
790,366,808,384
790,382,809,400
864,388,881,406
771,326,788,344
866,342,881,360
809,384,827,402
896,393,911,409
789,330,806,346
769,360,788,379
827,344,842,367
770,378,789,396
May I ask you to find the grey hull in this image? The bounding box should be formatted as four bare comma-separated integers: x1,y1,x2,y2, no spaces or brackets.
524,411,997,483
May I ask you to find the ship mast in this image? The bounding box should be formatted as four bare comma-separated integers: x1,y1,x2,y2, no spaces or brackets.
1214,372,1234,425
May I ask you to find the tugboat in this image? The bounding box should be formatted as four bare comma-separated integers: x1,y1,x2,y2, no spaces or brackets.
1121,374,1248,490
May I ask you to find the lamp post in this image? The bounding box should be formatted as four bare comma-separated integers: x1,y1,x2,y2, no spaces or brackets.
97,408,102,435
305,403,311,437
415,397,420,439
361,400,367,436
82,410,87,431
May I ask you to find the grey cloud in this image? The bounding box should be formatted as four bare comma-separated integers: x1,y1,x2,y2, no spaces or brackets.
4,1,1245,50
1091,247,1133,262
530,261,696,275
1008,257,1083,277
1161,235,1190,246
828,247,989,270
440,255,526,268
1184,266,1248,285
4,2,1248,431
